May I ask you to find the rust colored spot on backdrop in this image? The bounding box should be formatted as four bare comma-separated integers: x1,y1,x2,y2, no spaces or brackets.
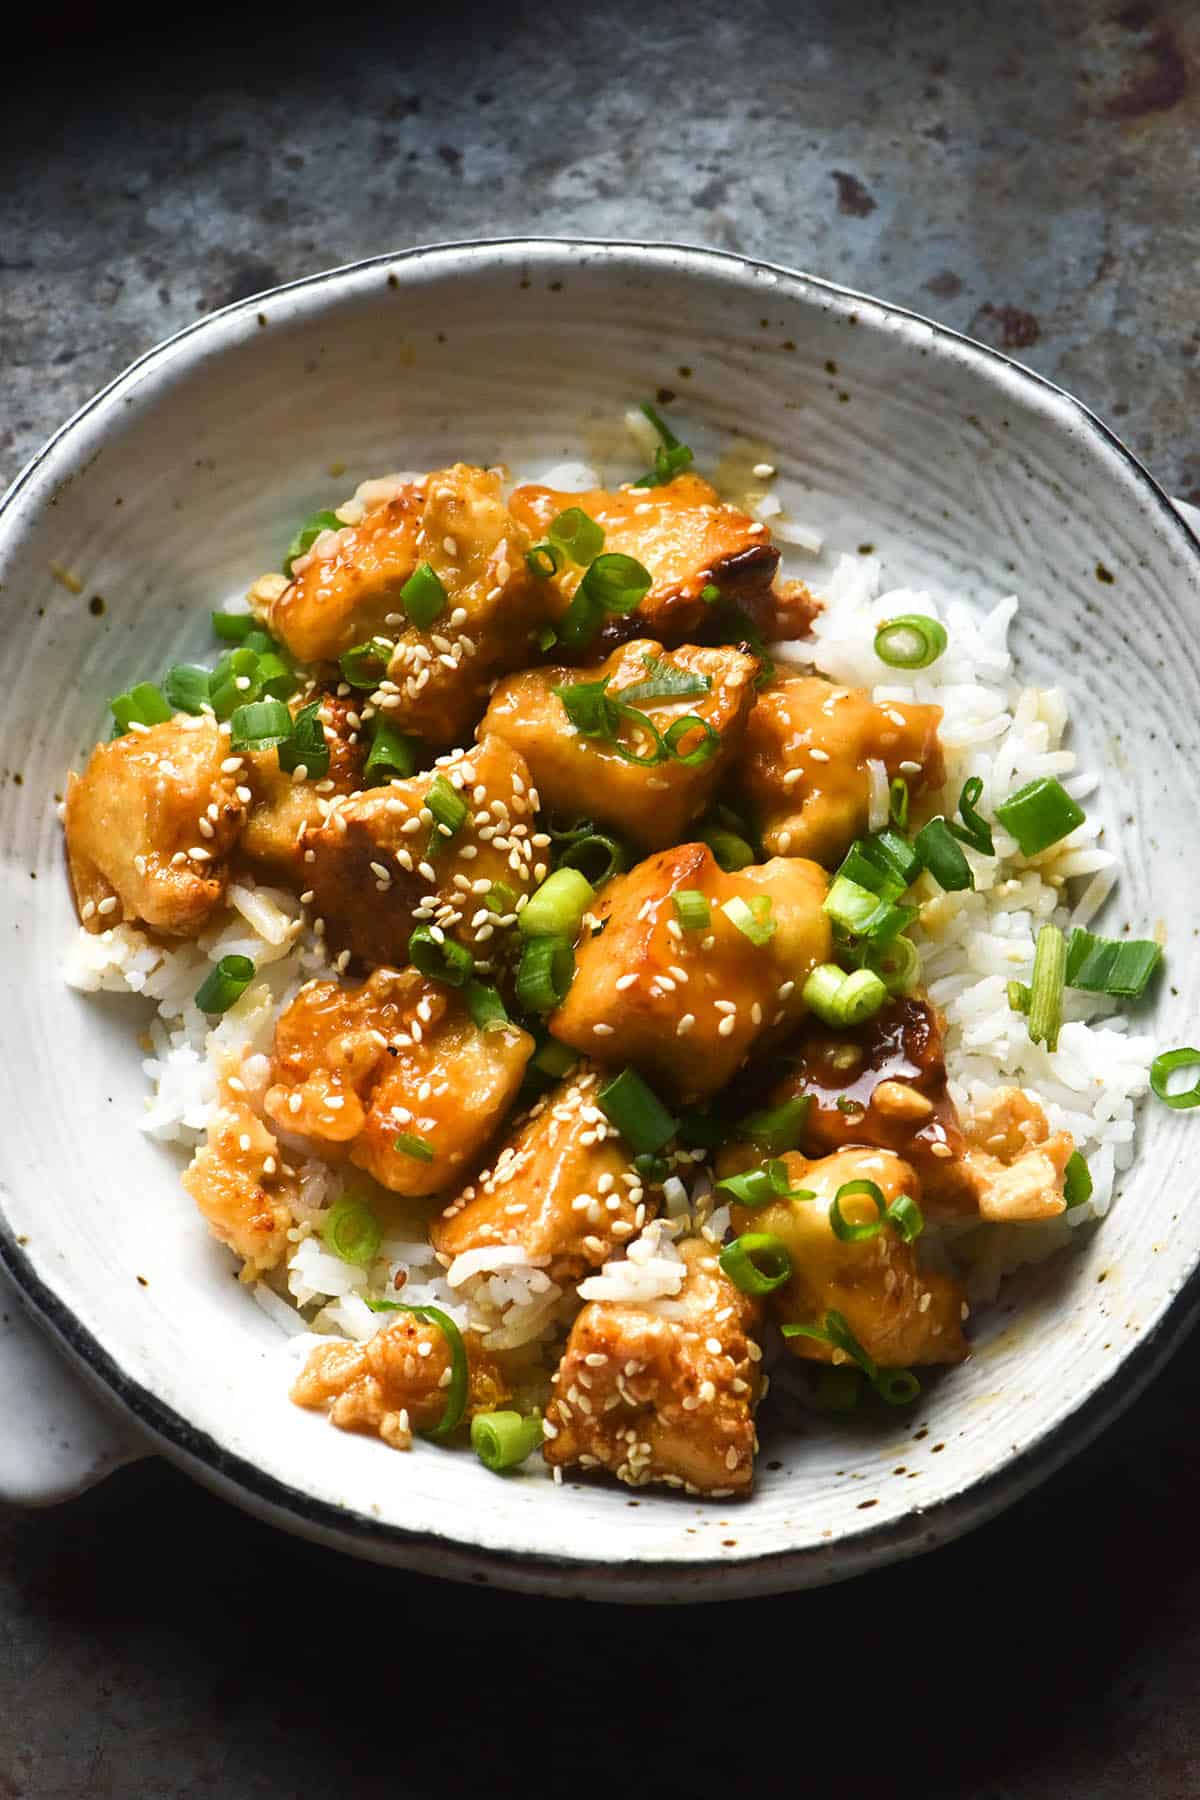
969,303,1042,349
831,171,877,217
925,270,963,299
1106,10,1188,118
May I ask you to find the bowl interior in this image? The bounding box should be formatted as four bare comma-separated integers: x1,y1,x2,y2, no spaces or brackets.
3,241,1199,1597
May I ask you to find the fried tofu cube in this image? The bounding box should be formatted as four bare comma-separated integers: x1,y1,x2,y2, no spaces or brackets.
739,675,944,863
727,1146,968,1367
432,1065,653,1281
181,1092,294,1276
481,639,759,850
959,1087,1073,1221
264,966,533,1196
266,480,427,664
509,472,783,652
240,692,366,882
549,844,832,1103
65,716,246,936
291,1312,511,1449
304,734,541,968
542,1237,763,1494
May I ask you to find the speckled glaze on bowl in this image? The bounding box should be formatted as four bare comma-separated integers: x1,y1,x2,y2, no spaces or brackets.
2,239,1200,1601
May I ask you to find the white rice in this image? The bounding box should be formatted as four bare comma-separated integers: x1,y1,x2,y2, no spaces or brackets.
62,490,1153,1352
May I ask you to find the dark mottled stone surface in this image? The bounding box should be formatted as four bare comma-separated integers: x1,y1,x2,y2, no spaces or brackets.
3,1,1200,1793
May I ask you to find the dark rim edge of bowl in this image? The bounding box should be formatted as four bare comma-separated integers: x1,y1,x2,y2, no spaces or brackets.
2,235,1198,1601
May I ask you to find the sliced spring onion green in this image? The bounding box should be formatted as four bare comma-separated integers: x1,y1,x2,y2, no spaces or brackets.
633,1151,670,1183
663,714,721,766
255,652,298,702
1008,980,1032,1014
1065,928,1162,999
837,832,922,898
547,507,605,564
208,646,261,720
736,1095,810,1156
994,777,1085,857
393,1132,436,1161
193,953,255,1015
579,553,653,616
211,610,260,641
526,542,562,579
721,894,776,946
699,823,756,872
886,1192,924,1243
163,664,211,715
948,775,994,856
361,1303,468,1440
1027,922,1066,1052
532,1037,577,1080
464,981,510,1033
1149,1048,1200,1110
339,637,393,689
860,933,920,996
873,613,947,669
824,874,915,942
781,1308,921,1407
426,773,468,837
471,1409,545,1473
230,697,294,751
635,401,695,487
913,817,974,892
700,582,721,603
320,1196,382,1266
1063,1152,1093,1209
673,889,711,931
485,881,517,916
519,868,594,939
364,718,420,784
597,1067,678,1155
716,1159,814,1210
802,963,888,1029
408,925,473,987
111,682,172,732
536,624,559,652
719,1232,792,1296
516,934,574,1012
889,776,910,830
618,654,711,706
559,831,626,885
401,561,448,628
278,699,330,778
829,1178,887,1243
554,676,619,738
283,509,343,576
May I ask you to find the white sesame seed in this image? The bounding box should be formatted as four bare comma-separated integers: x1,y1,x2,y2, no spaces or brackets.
593,1023,615,1037
96,895,118,916
676,1013,695,1035
717,1015,737,1037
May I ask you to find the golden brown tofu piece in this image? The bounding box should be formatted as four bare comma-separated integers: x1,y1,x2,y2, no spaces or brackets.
728,1147,967,1367
65,717,246,936
304,734,540,968
481,639,759,850
959,1087,1073,1222
291,1312,511,1449
509,472,783,652
740,675,945,864
765,996,975,1219
382,465,547,745
265,481,426,665
549,844,832,1104
264,967,532,1197
542,1238,763,1494
239,692,366,883
432,1065,654,1281
181,1092,294,1277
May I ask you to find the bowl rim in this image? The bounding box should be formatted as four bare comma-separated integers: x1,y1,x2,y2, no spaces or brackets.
4,234,1199,1602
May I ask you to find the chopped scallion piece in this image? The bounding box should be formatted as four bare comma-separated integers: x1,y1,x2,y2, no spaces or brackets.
110,681,172,733
837,832,922,898
699,824,755,872
471,1409,545,1473
339,637,393,689
994,777,1085,856
393,1132,436,1162
519,867,594,939
860,933,920,996
635,401,695,488
719,1232,792,1296
361,1303,468,1439
425,773,468,837
781,1308,920,1407
1027,922,1067,1052
618,654,711,706
913,817,974,892
737,1096,810,1156
948,775,994,856
1007,979,1032,1014
194,953,255,1015
802,963,888,1029
597,1067,678,1155
364,718,420,784
526,542,562,579
536,624,559,652
578,552,652,617
829,1178,886,1244
208,646,261,720
557,829,627,886
886,1192,924,1243
230,697,294,751
554,675,618,738
277,699,330,778
1063,1152,1092,1209
283,509,343,577
1149,1048,1200,1110
485,881,517,916
1065,928,1162,999
700,582,721,603
889,776,909,830
408,925,473,987
211,610,260,642
400,560,448,628
721,894,776,946
532,1037,577,1079
464,981,510,1033
673,889,711,931
320,1196,382,1266
548,506,605,564
555,587,607,653
516,934,574,1012
664,714,721,766
163,664,211,716
824,874,912,940
873,613,947,669
716,1159,813,1209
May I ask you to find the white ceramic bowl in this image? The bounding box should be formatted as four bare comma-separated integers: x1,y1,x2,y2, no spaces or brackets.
3,239,1200,1601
